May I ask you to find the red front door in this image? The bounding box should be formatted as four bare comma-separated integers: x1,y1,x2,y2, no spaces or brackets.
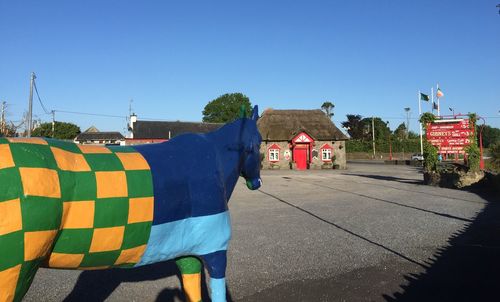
294,147,308,170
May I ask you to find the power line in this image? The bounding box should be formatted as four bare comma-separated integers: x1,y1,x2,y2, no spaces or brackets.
32,79,51,114
29,79,500,127
53,110,127,119
31,77,129,120
348,115,500,120
33,107,500,124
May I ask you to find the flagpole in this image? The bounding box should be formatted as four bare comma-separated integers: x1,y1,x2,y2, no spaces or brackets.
431,87,434,114
437,83,440,116
418,91,423,155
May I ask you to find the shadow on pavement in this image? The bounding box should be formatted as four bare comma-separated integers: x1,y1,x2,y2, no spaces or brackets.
344,173,423,185
259,189,427,269
64,259,235,302
384,186,500,302
292,177,474,223
345,173,486,204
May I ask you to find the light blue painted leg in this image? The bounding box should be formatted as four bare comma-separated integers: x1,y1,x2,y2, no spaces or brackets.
201,250,227,302
210,278,226,302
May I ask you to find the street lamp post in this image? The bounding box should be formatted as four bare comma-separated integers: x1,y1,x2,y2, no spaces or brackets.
404,107,411,139
449,107,455,117
480,126,484,170
372,117,376,159
388,122,393,161
389,140,393,160
479,117,486,170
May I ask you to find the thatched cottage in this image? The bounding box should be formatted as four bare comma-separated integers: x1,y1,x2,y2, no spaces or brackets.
257,109,349,170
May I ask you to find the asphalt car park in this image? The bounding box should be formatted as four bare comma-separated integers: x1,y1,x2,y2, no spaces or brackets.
25,162,498,301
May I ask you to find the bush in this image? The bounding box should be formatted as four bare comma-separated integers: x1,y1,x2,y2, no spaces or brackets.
345,140,372,152
346,139,420,153
423,141,438,172
32,121,80,139
464,114,480,172
419,112,436,127
465,143,480,172
489,143,500,171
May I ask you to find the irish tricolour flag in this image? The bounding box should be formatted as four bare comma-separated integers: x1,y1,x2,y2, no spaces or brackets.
436,88,444,98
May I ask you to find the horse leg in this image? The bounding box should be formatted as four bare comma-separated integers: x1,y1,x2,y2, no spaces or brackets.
0,213,59,301
201,251,227,302
175,256,202,302
0,260,40,302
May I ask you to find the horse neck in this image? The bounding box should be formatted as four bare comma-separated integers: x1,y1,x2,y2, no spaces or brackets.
206,120,246,190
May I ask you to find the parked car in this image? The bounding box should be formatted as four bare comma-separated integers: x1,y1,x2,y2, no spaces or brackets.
411,153,424,161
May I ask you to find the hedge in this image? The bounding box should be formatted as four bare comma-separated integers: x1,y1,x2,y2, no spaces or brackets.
346,139,421,154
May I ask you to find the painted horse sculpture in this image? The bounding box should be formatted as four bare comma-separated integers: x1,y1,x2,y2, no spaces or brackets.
0,106,262,302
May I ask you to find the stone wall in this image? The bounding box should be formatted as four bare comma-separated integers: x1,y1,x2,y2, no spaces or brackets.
260,141,290,169
334,141,347,169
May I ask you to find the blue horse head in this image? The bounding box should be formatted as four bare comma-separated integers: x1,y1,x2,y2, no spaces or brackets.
239,105,262,190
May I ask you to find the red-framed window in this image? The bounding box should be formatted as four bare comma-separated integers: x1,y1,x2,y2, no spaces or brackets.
320,144,333,161
268,144,281,162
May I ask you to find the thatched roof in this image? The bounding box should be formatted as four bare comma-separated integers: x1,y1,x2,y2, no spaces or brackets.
257,109,348,141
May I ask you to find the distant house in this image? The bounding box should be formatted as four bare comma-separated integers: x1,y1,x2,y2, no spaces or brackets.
127,114,222,145
257,109,349,170
74,126,125,145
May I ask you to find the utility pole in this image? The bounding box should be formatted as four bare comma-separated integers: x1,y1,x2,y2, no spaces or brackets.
1,101,6,135
27,72,36,137
51,110,55,138
418,91,424,155
372,116,376,159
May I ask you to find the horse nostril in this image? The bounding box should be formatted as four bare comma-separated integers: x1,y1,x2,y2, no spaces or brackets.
246,178,261,190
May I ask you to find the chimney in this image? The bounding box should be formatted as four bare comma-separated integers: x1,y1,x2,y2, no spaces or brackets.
129,113,137,139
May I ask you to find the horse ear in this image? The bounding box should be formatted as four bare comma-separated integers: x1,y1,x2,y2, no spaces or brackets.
251,105,259,121
240,105,247,118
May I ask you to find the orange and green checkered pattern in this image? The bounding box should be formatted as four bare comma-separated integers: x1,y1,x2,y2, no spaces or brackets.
0,137,154,301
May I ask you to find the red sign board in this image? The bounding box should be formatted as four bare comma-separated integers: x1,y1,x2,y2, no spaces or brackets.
426,119,473,154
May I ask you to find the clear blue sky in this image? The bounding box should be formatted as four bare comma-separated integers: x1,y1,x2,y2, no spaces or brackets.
1,0,499,135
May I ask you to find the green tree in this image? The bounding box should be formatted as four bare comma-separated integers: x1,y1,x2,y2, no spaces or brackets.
0,122,17,137
360,117,391,142
202,93,252,123
408,131,419,139
341,114,363,139
489,143,500,170
321,101,335,119
32,121,81,139
479,125,500,148
419,112,436,128
393,123,407,140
